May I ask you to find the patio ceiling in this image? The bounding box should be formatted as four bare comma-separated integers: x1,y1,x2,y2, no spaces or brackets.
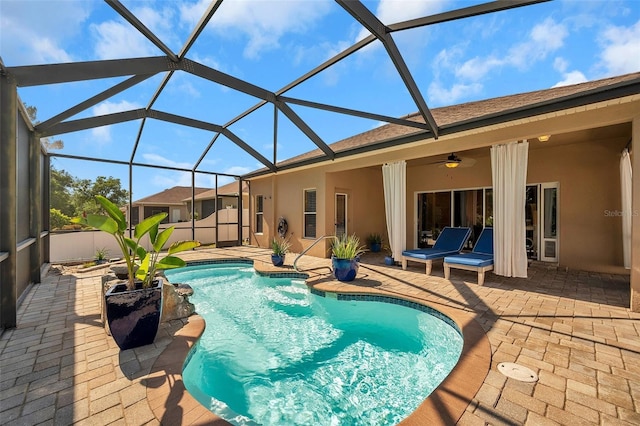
1,0,550,182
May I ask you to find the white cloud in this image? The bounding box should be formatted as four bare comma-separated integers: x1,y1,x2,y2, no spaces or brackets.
553,57,569,73
552,70,588,87
91,3,180,60
142,153,193,169
150,172,192,189
355,0,447,43
91,20,157,60
598,19,640,76
223,165,253,176
93,100,142,116
91,100,142,142
455,56,504,81
428,81,482,106
507,18,568,69
180,0,332,59
0,1,91,64
430,17,568,105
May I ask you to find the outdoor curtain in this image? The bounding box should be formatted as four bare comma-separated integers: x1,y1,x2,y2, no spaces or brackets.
382,161,406,262
621,148,632,269
491,141,529,278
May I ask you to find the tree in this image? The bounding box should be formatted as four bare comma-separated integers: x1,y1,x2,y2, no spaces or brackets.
50,208,72,230
50,166,76,216
26,105,63,150
26,104,128,223
73,176,128,216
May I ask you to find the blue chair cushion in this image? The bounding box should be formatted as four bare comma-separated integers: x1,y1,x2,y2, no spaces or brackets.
432,227,472,252
402,248,461,260
444,253,494,267
473,227,493,255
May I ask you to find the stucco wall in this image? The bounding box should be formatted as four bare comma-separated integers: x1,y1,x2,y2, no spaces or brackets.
250,167,387,259
250,170,328,258
528,137,628,273
325,167,387,245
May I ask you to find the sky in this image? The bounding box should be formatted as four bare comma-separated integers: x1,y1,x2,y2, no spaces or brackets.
1,0,639,200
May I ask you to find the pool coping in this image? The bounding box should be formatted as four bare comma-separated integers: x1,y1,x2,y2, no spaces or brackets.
147,259,491,425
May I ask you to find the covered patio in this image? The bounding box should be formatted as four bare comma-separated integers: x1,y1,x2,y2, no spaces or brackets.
1,247,638,425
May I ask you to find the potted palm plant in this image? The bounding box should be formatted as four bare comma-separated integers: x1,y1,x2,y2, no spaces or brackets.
271,237,291,266
331,234,366,282
383,244,395,266
366,233,383,252
74,195,200,350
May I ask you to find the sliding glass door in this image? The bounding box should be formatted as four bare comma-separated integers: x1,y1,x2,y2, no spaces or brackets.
416,183,558,262
417,192,451,247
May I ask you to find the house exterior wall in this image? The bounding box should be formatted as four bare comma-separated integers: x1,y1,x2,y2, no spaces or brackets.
250,170,329,257
529,136,627,273
325,167,387,244
248,97,639,275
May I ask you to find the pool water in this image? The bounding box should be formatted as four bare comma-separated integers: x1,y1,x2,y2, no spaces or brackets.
165,263,463,426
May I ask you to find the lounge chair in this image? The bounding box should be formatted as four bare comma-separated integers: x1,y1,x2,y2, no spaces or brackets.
444,227,493,285
401,227,472,275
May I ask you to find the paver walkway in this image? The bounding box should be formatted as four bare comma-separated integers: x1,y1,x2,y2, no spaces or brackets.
1,247,639,425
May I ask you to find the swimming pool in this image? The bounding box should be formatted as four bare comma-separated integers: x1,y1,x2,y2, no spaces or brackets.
165,262,463,425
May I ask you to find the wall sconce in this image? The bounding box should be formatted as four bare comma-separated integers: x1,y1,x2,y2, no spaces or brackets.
538,135,551,142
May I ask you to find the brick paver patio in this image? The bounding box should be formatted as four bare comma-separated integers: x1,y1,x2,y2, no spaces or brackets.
1,247,639,425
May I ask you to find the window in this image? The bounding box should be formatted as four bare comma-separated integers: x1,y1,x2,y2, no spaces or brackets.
255,195,263,234
304,189,316,238
202,199,216,218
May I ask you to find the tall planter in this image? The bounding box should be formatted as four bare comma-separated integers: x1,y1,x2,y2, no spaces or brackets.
271,254,285,266
332,257,359,282
105,278,163,350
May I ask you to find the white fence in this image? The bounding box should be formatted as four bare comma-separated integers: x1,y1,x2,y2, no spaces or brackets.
50,209,249,263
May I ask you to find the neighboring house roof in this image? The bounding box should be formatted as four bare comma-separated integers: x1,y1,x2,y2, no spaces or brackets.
133,186,210,206
266,72,640,171
184,181,249,202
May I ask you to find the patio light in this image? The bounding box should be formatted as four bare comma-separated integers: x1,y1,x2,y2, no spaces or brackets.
538,135,551,142
444,153,462,168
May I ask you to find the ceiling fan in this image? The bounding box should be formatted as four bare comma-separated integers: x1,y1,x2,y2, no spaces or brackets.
429,153,463,168
426,153,478,168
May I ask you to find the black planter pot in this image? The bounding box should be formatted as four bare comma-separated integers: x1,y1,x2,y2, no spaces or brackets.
370,243,382,253
105,278,163,350
332,257,359,282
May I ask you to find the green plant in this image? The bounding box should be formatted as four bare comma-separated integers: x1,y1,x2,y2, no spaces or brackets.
73,195,199,290
271,237,291,256
366,233,383,246
331,234,366,260
95,247,109,262
50,208,71,230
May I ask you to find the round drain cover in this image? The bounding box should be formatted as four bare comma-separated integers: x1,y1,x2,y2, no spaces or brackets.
497,362,538,382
